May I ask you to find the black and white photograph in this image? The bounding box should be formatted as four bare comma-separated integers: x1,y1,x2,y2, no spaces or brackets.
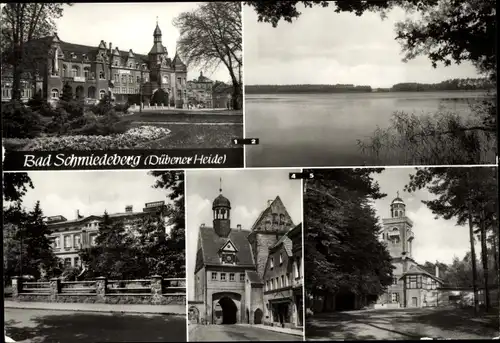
186,169,304,341
243,1,496,167
303,167,499,340
3,171,186,342
1,2,242,152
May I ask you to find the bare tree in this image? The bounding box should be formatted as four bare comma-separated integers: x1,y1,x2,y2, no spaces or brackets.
1,3,70,100
173,2,242,110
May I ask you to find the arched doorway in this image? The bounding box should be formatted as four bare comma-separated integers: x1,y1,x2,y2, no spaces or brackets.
254,308,263,324
218,297,237,324
88,86,96,99
75,85,84,100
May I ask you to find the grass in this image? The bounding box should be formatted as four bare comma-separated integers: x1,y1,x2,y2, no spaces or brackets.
125,110,243,124
136,123,243,149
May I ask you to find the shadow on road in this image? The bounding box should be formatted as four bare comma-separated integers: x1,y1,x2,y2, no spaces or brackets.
306,307,499,340
5,312,187,343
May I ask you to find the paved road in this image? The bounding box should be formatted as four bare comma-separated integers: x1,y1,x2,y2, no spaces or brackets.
189,324,303,341
306,307,499,341
5,308,187,342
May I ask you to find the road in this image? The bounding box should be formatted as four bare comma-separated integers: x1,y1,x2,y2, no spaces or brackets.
5,308,187,342
189,324,303,341
306,307,499,341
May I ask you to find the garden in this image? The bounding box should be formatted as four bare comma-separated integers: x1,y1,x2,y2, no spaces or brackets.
2,85,172,151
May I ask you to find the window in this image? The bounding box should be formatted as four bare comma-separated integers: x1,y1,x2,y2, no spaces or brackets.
122,75,127,83
177,90,181,98
64,258,71,267
71,66,79,77
211,272,217,281
99,90,105,99
272,213,278,224
129,87,133,94
286,273,290,286
99,71,105,79
392,277,398,285
51,88,59,99
63,65,67,77
281,275,285,287
136,76,140,83
270,257,274,269
408,276,422,289
276,277,280,288
121,87,126,94
239,274,245,282
279,254,283,265
220,273,226,281
229,273,235,281
177,77,181,85
115,74,119,82
279,214,285,224
64,235,72,248
391,292,399,303
90,234,97,246
84,67,89,78
74,234,81,249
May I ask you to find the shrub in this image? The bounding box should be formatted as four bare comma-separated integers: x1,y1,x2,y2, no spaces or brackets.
59,99,85,120
44,107,71,135
90,94,114,116
1,100,44,138
114,102,130,113
71,110,131,136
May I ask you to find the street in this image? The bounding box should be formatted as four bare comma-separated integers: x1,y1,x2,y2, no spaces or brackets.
306,306,500,340
189,324,303,341
4,308,187,342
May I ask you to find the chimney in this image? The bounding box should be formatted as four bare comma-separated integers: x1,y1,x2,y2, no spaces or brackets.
200,223,205,228
75,209,80,219
267,199,273,207
435,264,439,278
125,205,133,213
237,224,241,230
109,42,112,55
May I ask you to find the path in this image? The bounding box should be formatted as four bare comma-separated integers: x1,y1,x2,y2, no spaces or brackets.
189,324,303,341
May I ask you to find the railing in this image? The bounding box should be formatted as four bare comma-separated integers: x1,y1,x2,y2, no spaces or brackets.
60,280,96,294
107,279,151,294
21,281,51,294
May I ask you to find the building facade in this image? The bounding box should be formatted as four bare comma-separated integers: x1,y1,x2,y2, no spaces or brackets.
187,71,213,108
46,201,167,269
376,194,444,308
192,189,303,328
1,23,189,107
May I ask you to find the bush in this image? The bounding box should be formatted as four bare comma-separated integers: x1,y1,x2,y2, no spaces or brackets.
59,99,85,120
2,100,44,138
70,110,130,136
90,94,113,116
114,102,130,113
44,107,71,135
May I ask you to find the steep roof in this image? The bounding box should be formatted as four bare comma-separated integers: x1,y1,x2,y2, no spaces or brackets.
197,226,254,267
399,264,444,283
249,195,294,232
246,270,263,285
270,232,293,257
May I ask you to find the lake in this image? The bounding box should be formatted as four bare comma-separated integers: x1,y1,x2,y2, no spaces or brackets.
244,91,489,167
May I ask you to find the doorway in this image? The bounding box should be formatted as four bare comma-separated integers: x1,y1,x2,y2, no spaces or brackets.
254,308,263,324
412,297,418,307
218,296,237,324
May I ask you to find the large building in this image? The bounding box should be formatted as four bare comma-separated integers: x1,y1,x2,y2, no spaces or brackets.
46,201,167,269
376,194,444,308
192,188,303,328
187,71,213,108
1,22,189,107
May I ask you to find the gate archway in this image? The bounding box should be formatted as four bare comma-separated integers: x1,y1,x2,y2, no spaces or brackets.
212,292,241,324
218,296,237,324
254,308,263,324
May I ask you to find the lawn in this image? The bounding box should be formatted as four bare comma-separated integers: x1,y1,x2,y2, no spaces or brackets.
126,109,243,124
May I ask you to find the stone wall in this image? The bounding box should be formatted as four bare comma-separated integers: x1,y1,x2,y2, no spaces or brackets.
12,275,185,305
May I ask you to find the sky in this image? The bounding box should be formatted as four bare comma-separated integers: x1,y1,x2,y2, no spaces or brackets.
186,169,302,298
371,167,483,265
54,2,230,82
18,171,170,222
243,4,481,87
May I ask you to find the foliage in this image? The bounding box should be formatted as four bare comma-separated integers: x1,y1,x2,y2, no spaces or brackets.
149,171,186,277
1,3,70,100
1,100,44,139
90,94,114,116
27,90,53,117
114,102,130,113
391,79,495,92
18,126,169,151
2,172,34,203
245,84,372,94
70,110,130,136
174,1,242,110
357,106,497,165
3,202,60,282
60,82,73,102
304,168,393,300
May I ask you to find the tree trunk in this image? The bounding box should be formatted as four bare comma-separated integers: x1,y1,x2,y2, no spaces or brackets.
12,45,22,101
467,202,479,314
479,208,490,311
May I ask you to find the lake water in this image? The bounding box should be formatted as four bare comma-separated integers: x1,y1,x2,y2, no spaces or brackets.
245,91,487,167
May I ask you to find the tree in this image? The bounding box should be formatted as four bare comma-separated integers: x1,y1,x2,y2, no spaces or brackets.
405,167,498,313
4,201,60,282
149,171,185,278
2,172,34,203
173,2,242,110
303,168,393,311
1,3,70,100
60,82,73,101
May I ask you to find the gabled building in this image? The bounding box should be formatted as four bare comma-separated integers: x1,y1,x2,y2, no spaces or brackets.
376,194,444,308
46,201,167,269
187,71,213,108
1,22,189,108
192,187,303,328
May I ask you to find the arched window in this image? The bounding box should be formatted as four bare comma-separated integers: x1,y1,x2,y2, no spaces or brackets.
84,67,90,78
71,66,79,77
51,88,59,99
99,90,105,99
63,65,67,77
99,71,105,79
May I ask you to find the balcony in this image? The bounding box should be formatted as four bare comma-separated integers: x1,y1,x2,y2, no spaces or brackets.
73,76,86,82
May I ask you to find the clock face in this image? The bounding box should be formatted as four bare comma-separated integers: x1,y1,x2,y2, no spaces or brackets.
224,254,234,263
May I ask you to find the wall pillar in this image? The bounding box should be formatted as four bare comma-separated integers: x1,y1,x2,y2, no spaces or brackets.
96,276,107,303
151,275,163,305
12,276,22,299
50,278,60,302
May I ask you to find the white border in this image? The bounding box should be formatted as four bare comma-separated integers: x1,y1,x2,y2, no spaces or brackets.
300,168,306,341
241,2,247,169
184,169,190,342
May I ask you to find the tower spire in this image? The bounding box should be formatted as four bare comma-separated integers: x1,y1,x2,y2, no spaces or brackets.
219,177,222,193
156,16,158,25
397,190,400,198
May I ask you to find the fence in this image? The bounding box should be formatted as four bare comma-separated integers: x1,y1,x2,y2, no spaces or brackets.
11,275,185,305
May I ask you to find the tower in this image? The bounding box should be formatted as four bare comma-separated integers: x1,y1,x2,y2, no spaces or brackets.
382,192,414,259
213,178,231,238
148,18,168,84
